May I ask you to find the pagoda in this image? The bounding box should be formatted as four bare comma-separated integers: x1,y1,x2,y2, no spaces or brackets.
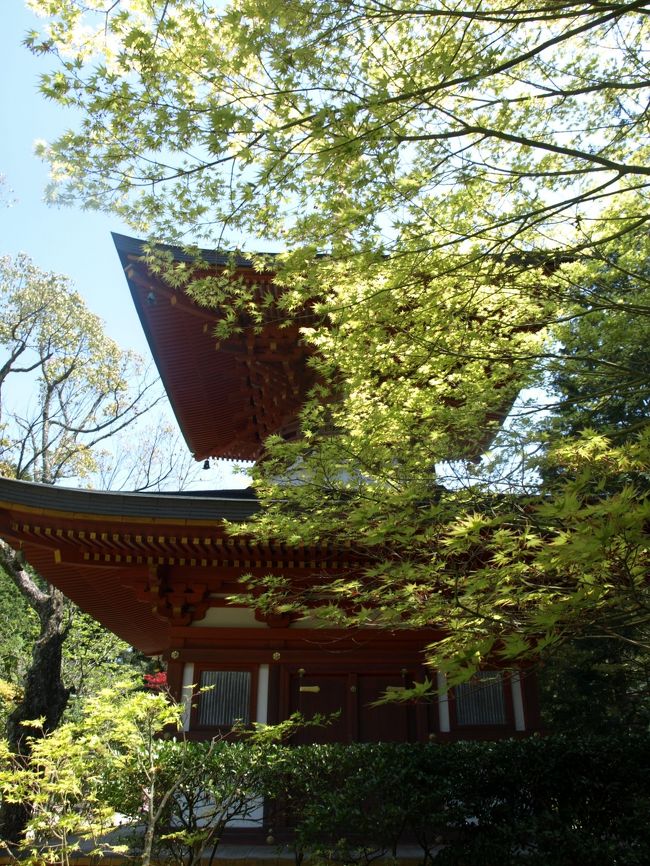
0,234,540,744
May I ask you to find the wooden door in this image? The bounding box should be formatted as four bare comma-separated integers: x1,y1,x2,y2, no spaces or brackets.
288,671,351,744
357,675,411,742
283,668,420,743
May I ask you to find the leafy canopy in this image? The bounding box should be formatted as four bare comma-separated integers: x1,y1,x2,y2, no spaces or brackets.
25,0,650,677
28,0,649,252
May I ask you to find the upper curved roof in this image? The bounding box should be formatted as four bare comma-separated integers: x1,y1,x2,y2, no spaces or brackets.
113,233,314,463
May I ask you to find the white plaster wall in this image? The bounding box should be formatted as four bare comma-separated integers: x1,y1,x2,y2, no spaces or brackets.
227,801,265,828
193,606,267,628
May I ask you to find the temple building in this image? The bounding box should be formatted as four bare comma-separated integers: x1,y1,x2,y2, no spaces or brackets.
0,234,540,743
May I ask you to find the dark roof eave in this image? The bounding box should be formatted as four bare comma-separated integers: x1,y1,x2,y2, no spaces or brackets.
111,232,273,270
0,477,260,522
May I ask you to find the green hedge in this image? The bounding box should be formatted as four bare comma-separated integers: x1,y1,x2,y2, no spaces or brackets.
4,726,648,865
259,735,650,866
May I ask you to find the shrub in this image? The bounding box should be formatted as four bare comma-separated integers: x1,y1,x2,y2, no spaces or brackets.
2,686,649,866
267,737,650,866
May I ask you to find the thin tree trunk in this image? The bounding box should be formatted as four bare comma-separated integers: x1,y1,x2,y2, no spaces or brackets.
0,543,71,843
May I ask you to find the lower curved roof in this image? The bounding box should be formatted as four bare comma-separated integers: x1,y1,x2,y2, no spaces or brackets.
0,478,260,654
0,478,361,656
0,477,259,522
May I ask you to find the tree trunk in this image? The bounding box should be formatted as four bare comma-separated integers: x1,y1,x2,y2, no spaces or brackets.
0,543,71,844
6,586,70,747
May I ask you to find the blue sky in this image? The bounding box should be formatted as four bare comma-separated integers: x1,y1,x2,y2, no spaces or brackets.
1,1,149,355
0,1,246,488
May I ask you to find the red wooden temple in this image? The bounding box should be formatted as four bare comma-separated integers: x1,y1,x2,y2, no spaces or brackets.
0,234,540,744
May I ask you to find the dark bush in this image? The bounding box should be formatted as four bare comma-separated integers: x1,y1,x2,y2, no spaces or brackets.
262,735,650,866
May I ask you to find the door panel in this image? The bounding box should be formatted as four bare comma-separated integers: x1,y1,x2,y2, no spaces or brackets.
288,673,350,744
358,675,411,742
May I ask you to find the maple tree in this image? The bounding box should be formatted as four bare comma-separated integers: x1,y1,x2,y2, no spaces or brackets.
24,0,650,680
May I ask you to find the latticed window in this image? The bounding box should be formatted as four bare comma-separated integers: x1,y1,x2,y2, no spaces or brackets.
197,670,252,727
455,671,506,726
